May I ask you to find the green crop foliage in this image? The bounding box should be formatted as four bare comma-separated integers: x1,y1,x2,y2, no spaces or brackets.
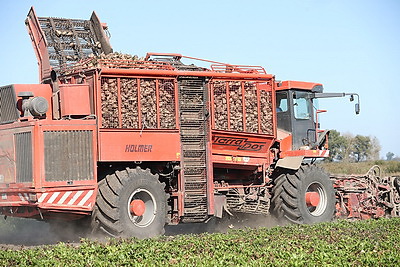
0,218,399,266
321,160,400,176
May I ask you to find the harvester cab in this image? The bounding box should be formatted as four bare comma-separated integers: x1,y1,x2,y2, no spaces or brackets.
276,81,360,154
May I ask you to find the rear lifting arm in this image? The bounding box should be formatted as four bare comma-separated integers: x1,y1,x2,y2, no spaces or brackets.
312,93,360,114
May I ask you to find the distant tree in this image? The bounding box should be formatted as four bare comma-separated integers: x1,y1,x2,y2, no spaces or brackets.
386,152,395,161
368,136,381,161
351,135,371,162
342,133,355,162
327,131,380,162
327,130,349,161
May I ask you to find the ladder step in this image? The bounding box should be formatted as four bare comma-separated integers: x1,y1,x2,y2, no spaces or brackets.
182,157,206,163
183,170,206,175
182,144,205,150
184,199,207,204
180,130,205,135
184,174,206,179
182,150,206,156
185,182,207,189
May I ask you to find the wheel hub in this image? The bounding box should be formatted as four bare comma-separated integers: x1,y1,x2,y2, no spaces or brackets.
130,199,146,216
305,192,320,207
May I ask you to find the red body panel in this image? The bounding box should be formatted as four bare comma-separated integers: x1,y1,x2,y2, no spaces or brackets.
280,149,329,158
98,130,181,162
211,131,273,168
59,84,91,117
0,117,97,215
25,7,51,81
276,81,322,91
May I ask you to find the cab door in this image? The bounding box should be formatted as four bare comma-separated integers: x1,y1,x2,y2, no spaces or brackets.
276,90,316,150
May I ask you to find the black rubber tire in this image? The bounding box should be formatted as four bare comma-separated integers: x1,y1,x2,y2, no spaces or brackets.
92,167,167,239
271,165,335,224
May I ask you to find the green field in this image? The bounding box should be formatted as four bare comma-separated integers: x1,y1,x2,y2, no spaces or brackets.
1,218,399,266
321,160,400,176
1,161,399,266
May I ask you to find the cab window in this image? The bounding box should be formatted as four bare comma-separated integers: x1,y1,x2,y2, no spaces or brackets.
276,91,288,112
293,92,311,120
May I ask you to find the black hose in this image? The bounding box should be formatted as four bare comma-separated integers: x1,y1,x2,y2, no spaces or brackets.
394,177,400,195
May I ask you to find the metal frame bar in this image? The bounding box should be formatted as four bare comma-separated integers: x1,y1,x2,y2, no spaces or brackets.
155,79,160,129
241,81,246,132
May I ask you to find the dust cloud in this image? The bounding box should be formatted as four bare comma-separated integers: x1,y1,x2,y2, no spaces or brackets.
0,213,283,248
0,217,58,247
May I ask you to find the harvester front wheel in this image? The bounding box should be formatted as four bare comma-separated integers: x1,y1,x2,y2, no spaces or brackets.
92,167,167,238
271,165,335,224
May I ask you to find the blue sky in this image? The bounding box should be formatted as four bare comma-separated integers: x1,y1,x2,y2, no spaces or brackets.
0,0,399,158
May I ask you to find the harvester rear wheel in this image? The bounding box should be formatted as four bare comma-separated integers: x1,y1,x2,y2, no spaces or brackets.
92,167,167,238
271,165,335,224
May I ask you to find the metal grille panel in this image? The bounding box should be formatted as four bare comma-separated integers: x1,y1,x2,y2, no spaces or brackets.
101,78,119,128
0,85,19,125
229,81,243,131
120,78,138,128
101,77,177,129
244,82,259,133
260,90,273,135
15,132,33,183
159,79,176,129
140,79,157,128
212,81,273,134
44,130,93,181
213,81,228,130
37,16,107,69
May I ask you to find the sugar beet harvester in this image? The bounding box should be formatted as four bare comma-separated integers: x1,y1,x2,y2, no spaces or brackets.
0,7,399,239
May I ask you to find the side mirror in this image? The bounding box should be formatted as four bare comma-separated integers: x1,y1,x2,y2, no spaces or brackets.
348,93,360,115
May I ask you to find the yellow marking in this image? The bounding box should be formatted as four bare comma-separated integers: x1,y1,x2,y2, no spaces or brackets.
225,156,232,161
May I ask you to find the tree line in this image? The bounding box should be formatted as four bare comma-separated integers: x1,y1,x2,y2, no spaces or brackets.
327,130,384,162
